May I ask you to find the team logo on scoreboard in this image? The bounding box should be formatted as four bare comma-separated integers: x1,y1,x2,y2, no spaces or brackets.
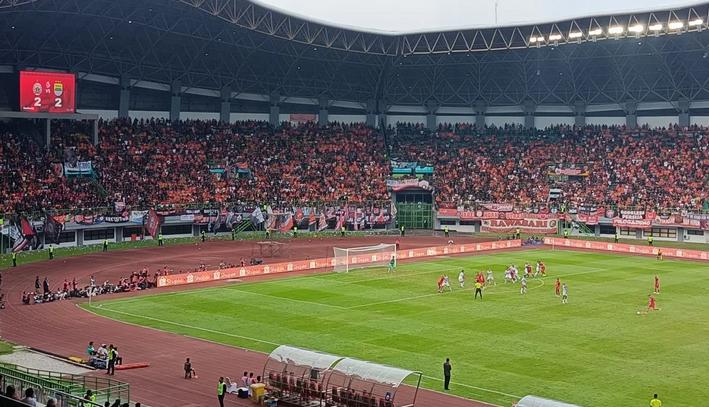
33,82,42,96
54,82,63,97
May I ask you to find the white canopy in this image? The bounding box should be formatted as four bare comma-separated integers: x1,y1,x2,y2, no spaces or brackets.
331,358,420,386
266,345,343,372
516,395,584,407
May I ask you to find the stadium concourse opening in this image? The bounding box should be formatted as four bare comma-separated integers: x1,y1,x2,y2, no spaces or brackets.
263,345,422,407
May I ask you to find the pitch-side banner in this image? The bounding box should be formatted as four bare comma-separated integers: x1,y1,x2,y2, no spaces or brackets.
544,237,709,260
157,240,521,287
481,216,558,234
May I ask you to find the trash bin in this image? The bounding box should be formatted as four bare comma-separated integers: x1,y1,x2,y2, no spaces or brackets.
251,383,266,403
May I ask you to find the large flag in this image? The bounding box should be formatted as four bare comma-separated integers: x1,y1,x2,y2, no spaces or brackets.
308,208,317,226
214,208,224,231
294,208,305,225
279,212,294,233
390,201,398,218
12,217,43,253
318,212,328,231
335,213,344,231
266,206,276,231
145,209,162,238
252,207,265,224
44,213,64,245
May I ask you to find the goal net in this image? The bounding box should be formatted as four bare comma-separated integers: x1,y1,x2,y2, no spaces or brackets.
333,244,397,273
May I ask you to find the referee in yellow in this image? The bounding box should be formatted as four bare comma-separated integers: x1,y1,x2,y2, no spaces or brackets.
474,281,483,299
650,394,661,407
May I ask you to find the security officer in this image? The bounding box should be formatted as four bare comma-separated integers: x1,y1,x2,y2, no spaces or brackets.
516,227,521,239
231,227,236,241
265,228,271,239
217,377,227,407
400,224,405,237
158,232,164,246
11,252,17,267
293,225,298,238
648,235,654,246
614,233,619,243
103,239,109,252
444,225,449,237
563,229,569,239
341,225,345,237
49,245,54,260
201,229,206,242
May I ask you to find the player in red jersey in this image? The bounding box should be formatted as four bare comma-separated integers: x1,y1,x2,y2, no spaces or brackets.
642,294,660,313
539,261,547,277
437,276,445,293
524,263,533,277
555,278,561,297
654,275,660,294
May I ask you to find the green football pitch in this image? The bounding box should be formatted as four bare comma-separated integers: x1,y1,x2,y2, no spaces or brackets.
83,250,709,406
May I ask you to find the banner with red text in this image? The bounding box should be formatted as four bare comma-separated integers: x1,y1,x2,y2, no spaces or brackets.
481,216,558,234
612,218,653,228
576,213,599,225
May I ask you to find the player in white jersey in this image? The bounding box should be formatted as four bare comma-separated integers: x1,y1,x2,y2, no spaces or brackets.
535,261,541,277
504,268,512,283
486,269,495,286
512,265,520,282
458,270,465,288
561,283,568,304
520,276,528,294
442,274,452,292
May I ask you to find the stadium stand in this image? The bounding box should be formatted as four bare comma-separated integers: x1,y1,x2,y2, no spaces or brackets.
2,119,709,215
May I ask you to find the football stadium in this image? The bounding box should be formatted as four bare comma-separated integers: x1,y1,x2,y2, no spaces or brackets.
1,0,709,407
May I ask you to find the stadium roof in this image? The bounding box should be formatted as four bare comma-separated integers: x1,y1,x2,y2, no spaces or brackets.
253,0,708,35
1,0,709,108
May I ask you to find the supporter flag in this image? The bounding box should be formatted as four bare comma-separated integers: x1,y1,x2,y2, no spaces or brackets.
308,208,317,226
390,201,398,218
318,212,328,231
225,210,236,228
214,208,224,231
295,208,305,225
266,206,276,231
279,212,294,233
11,217,42,253
252,207,265,224
44,212,64,245
144,209,162,238
335,213,343,231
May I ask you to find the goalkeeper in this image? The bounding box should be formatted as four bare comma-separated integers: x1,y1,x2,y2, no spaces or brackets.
387,255,396,273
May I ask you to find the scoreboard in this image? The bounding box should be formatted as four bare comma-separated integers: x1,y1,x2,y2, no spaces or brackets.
19,71,76,114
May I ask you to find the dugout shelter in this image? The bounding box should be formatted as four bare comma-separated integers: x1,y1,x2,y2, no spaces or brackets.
325,358,422,407
515,395,584,407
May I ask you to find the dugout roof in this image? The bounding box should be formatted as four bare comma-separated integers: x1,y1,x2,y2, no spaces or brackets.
265,345,343,372
330,358,420,386
1,0,709,108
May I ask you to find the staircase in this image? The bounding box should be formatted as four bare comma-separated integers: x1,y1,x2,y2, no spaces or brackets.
575,221,595,237
89,177,109,197
233,220,254,235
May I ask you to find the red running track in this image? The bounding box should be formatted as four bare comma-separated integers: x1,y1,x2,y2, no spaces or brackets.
0,236,503,407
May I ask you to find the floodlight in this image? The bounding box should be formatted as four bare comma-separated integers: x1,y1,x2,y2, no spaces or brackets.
549,34,562,41
608,26,624,34
589,28,603,36
669,21,684,29
529,37,537,43
689,19,703,26
649,23,663,31
569,32,583,39
628,25,644,33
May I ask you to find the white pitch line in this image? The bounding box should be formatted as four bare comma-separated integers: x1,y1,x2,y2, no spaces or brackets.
82,305,518,400
422,375,522,399
228,289,348,309
89,306,281,346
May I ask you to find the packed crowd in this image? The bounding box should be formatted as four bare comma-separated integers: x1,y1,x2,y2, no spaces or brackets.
390,122,709,210
2,119,709,215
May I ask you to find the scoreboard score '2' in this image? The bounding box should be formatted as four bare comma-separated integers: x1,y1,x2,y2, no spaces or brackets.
19,71,76,114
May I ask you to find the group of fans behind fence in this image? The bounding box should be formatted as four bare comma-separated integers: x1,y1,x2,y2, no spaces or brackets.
1,119,708,216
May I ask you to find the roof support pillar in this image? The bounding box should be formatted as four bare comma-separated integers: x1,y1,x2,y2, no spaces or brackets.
625,100,637,128
318,96,329,126
118,74,130,119
170,80,181,122
475,101,487,128
378,99,388,128
523,100,536,129
366,99,377,127
426,100,438,131
573,101,586,128
220,86,231,123
269,91,281,126
678,97,690,128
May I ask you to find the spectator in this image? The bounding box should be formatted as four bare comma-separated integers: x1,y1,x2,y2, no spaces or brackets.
87,341,95,357
46,398,57,407
4,385,18,400
21,388,37,407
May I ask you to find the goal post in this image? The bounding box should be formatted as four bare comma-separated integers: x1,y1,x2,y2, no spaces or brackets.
332,243,397,273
